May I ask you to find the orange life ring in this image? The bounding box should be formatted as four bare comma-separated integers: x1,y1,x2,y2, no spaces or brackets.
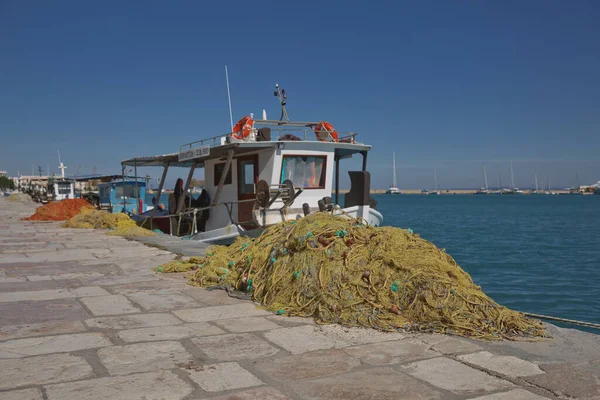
314,121,338,142
231,116,254,140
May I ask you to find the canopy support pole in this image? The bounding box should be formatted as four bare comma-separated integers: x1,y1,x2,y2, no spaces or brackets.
121,164,126,212
212,150,234,206
177,161,196,214
361,151,368,171
335,156,340,206
151,163,169,218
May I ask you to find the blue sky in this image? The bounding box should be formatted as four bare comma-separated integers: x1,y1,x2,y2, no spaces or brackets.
1,1,599,189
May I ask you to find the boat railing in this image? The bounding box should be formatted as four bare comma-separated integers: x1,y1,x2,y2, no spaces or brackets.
135,198,258,236
179,120,359,153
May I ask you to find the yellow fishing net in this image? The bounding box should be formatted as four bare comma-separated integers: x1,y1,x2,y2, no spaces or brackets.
157,213,545,340
63,209,155,237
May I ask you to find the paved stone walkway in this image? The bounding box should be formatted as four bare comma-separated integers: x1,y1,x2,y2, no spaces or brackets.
1,196,599,399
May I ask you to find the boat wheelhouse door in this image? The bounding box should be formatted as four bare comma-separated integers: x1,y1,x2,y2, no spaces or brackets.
237,155,259,229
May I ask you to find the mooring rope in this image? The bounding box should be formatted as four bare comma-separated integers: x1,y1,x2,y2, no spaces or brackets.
523,312,600,330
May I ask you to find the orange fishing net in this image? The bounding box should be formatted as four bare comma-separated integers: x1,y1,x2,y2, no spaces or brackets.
23,199,94,221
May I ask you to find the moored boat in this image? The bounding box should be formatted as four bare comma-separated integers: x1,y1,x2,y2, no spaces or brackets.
122,85,383,243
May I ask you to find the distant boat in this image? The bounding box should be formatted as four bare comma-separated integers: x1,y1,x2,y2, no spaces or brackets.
428,168,440,195
531,172,544,195
501,161,523,194
386,151,401,194
559,173,583,195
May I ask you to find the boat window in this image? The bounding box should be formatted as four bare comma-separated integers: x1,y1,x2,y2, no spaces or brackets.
280,155,326,189
99,186,110,198
214,163,233,186
238,160,256,195
114,184,140,198
57,183,71,195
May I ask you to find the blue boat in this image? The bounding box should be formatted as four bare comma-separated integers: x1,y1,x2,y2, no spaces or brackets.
98,179,149,214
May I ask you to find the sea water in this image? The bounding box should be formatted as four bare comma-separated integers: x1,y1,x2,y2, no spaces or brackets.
375,194,600,330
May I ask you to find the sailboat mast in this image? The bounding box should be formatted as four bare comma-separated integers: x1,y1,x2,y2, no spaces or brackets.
510,161,515,189
483,166,489,191
434,168,439,191
534,172,539,192
392,151,398,188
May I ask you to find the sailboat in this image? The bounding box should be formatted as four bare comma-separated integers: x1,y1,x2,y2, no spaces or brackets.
531,172,542,195
475,166,489,194
501,161,523,194
428,168,440,195
386,151,401,194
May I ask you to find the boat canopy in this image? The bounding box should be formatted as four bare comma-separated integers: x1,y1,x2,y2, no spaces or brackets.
121,119,371,169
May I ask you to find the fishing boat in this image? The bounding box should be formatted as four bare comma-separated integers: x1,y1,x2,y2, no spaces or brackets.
97,178,150,214
121,84,383,244
386,151,401,194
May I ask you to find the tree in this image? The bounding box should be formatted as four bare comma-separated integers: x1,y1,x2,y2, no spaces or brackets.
0,176,15,190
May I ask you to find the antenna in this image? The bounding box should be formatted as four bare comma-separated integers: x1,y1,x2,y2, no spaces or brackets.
274,83,289,121
225,65,234,131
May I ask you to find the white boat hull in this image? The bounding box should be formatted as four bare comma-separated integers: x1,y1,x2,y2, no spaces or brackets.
192,205,383,244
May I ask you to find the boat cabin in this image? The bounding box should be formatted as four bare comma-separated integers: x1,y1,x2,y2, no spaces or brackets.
47,178,75,201
98,179,148,214
121,87,381,243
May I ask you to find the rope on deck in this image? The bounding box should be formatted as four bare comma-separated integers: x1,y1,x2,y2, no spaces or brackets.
523,312,600,330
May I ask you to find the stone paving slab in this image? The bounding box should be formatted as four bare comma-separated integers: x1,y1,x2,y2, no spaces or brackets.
124,289,203,311
290,367,445,400
524,362,600,399
419,333,484,355
84,313,183,329
204,386,292,400
458,351,545,378
0,353,94,390
400,357,514,396
0,286,109,303
0,332,111,358
0,320,86,341
214,316,281,332
173,303,271,322
79,294,142,316
255,349,360,381
44,370,193,400
97,340,193,376
343,339,436,365
0,299,90,326
186,362,263,392
467,389,551,399
117,322,225,342
263,325,347,354
192,333,279,361
0,388,44,400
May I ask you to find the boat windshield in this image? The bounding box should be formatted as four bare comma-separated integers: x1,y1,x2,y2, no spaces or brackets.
280,155,326,189
57,183,71,195
115,184,141,199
